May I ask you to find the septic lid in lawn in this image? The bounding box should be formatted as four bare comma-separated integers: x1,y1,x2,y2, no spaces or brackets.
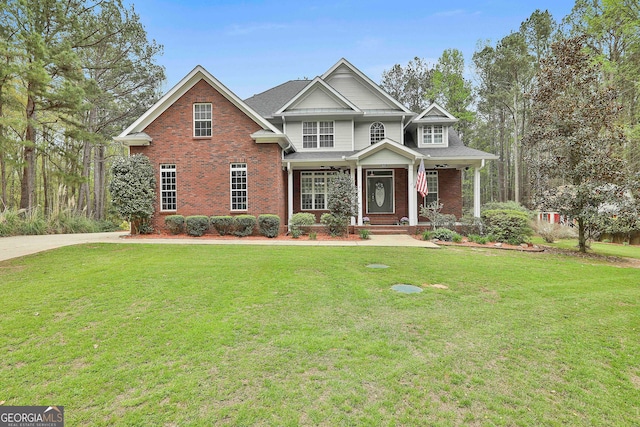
391,284,423,294
367,264,389,269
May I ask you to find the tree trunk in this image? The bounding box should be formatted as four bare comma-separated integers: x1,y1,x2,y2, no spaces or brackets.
498,111,506,202
20,93,37,211
78,140,92,215
41,148,48,215
578,217,587,253
0,151,6,209
93,144,105,220
513,91,520,204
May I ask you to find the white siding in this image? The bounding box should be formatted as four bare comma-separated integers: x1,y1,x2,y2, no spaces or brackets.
359,150,410,166
291,88,345,110
354,121,403,150
325,73,392,110
285,119,352,151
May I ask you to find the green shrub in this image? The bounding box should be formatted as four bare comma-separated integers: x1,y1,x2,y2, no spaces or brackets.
481,201,530,214
164,215,185,235
291,228,302,238
289,212,315,234
359,228,371,239
309,232,317,240
0,209,21,236
468,234,488,245
459,215,484,236
482,209,533,244
137,219,154,235
431,228,460,242
258,214,280,238
452,233,463,243
210,216,234,236
186,215,209,237
233,215,256,237
421,230,433,240
320,213,345,237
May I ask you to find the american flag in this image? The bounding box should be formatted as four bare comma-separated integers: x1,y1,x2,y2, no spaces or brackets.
416,159,428,198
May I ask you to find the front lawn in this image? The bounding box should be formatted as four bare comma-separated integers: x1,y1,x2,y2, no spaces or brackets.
1,244,639,426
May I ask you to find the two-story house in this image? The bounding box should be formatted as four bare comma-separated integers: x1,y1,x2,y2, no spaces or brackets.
115,59,497,232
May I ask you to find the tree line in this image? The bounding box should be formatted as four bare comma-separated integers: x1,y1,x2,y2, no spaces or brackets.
380,0,640,212
0,0,164,220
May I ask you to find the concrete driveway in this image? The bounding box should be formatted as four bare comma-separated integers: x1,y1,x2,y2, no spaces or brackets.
0,232,438,262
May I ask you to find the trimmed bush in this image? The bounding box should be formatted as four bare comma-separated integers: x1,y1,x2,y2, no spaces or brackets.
320,213,344,237
233,215,256,237
258,214,280,238
482,209,533,244
186,215,210,237
459,215,484,236
431,228,460,242
164,215,185,235
359,228,371,240
289,212,315,234
210,216,234,236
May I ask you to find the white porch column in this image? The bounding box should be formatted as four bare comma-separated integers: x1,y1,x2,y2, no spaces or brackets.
408,162,417,226
350,165,356,225
287,163,294,229
474,166,481,218
357,164,363,225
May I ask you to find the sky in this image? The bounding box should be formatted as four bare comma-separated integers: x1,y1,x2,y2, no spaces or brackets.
126,0,578,100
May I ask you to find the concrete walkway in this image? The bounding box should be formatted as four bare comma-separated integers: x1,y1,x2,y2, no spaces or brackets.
0,232,438,262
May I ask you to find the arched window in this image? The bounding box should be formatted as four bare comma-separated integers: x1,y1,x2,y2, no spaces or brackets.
370,122,385,144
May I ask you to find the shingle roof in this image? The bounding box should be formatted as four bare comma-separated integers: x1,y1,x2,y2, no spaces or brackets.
244,80,310,118
405,128,498,159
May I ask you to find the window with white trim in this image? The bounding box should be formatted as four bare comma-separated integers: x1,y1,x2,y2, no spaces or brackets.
160,164,177,211
422,171,438,207
230,163,247,211
423,125,444,144
302,121,334,148
370,122,385,144
194,103,212,137
301,171,336,210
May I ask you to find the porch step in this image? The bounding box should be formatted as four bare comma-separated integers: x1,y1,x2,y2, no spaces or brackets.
355,225,411,235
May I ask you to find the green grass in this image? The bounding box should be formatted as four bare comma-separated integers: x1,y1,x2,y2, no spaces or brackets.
1,244,639,426
532,237,640,260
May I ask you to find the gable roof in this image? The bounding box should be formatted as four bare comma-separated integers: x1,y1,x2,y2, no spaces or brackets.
412,102,458,125
346,138,424,162
275,77,362,116
322,58,414,114
244,80,310,118
116,65,284,139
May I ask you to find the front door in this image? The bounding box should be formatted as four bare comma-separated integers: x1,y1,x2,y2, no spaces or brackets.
367,170,394,214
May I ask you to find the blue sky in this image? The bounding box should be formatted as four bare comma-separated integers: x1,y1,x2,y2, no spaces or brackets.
128,0,577,99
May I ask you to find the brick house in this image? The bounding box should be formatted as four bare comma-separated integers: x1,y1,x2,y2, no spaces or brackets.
115,59,497,232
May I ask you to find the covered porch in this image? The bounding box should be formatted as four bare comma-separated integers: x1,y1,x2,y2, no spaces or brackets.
283,139,489,229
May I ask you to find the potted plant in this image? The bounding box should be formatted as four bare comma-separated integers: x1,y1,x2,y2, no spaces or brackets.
363,216,370,225
400,216,409,225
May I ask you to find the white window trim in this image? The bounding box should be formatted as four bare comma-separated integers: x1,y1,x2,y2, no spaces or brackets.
193,103,212,137
370,122,385,144
300,171,336,210
420,125,448,147
421,170,439,207
160,164,177,212
230,163,247,211
366,169,395,214
302,121,334,149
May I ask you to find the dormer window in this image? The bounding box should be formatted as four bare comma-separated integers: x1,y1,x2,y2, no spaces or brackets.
194,103,212,137
423,125,444,144
370,122,385,144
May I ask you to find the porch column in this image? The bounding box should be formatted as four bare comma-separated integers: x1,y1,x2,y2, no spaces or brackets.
350,165,356,225
357,164,363,225
474,166,481,218
408,162,417,226
287,163,294,229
